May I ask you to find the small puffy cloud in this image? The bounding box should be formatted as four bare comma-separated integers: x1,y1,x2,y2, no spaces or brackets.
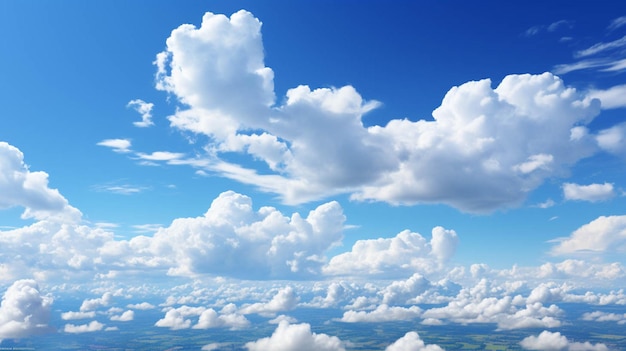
128,99,155,127
240,286,299,315
551,215,626,255
339,304,422,323
385,331,444,351
97,138,132,153
110,310,134,322
596,123,626,155
562,183,614,202
127,302,155,310
324,227,457,277
155,305,204,330
63,320,105,334
80,292,113,311
520,330,608,351
0,280,53,339
581,311,626,324
0,142,80,221
193,308,250,330
244,321,345,351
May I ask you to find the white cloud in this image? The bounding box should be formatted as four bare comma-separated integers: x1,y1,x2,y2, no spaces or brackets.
562,183,614,202
420,280,563,330
97,138,132,153
0,280,53,339
63,320,105,334
128,99,155,127
581,311,626,324
608,16,626,31
193,307,249,330
323,227,457,277
575,35,626,58
244,321,345,351
551,215,626,255
385,331,444,351
127,302,155,310
339,304,422,323
110,310,134,322
137,10,605,213
0,142,80,221
596,123,626,155
588,84,626,109
155,305,204,330
240,286,299,315
80,292,113,311
101,191,345,279
520,330,608,351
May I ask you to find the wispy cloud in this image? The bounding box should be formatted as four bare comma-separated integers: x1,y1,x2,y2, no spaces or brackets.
127,99,155,128
608,16,626,31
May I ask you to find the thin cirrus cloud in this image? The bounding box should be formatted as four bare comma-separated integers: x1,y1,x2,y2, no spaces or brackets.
101,10,612,214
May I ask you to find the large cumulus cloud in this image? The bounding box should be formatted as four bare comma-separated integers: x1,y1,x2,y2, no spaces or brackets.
145,10,606,213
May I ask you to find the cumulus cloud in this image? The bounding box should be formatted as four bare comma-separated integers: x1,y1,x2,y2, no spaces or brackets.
240,286,299,315
562,183,614,202
421,280,563,330
155,305,204,330
339,304,422,323
100,191,345,279
80,292,114,312
551,215,626,255
0,142,80,221
122,10,606,213
0,280,53,339
244,321,345,351
63,320,105,334
323,227,458,277
110,310,134,322
520,330,608,351
61,311,96,320
127,302,155,310
128,99,155,127
385,331,444,351
581,310,626,324
193,307,250,330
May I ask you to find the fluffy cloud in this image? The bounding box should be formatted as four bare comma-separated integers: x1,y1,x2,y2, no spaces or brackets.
110,310,134,322
421,280,563,330
155,305,204,330
244,321,345,351
339,304,422,323
0,280,53,339
140,10,604,213
562,183,614,202
193,307,250,330
101,191,345,279
596,122,626,156
240,286,299,315
551,215,626,255
520,330,608,351
80,292,114,311
385,331,444,351
61,311,96,320
128,99,155,127
323,227,458,277
581,311,626,324
155,304,249,330
0,142,80,221
63,320,105,334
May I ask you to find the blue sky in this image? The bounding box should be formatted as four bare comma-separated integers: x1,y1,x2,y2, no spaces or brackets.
1,1,626,348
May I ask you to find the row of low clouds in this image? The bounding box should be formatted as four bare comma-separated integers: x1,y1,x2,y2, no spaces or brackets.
0,140,625,282
95,10,626,214
1,278,621,349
